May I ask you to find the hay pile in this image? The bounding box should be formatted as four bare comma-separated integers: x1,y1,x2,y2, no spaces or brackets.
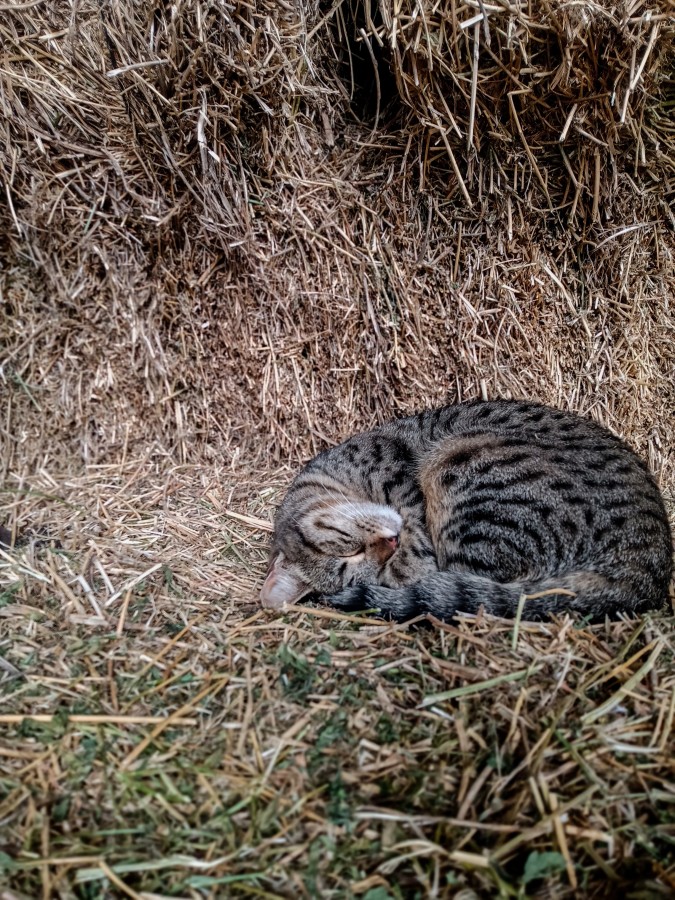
369,0,674,220
1,0,674,896
1,0,674,471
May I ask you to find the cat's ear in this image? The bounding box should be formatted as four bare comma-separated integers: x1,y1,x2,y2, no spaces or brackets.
260,553,311,608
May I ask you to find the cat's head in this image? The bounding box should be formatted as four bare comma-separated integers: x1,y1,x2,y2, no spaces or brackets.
261,499,403,608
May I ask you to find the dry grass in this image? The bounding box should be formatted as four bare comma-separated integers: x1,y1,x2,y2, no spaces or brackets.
1,0,674,896
1,468,674,897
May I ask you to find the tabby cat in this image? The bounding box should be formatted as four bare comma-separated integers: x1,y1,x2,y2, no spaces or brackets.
261,400,673,622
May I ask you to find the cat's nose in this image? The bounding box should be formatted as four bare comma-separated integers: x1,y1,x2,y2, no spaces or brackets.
370,532,400,565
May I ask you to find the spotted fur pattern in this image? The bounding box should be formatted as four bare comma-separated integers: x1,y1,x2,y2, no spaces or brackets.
261,400,673,622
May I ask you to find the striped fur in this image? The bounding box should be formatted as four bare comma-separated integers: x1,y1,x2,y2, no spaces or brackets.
261,400,673,622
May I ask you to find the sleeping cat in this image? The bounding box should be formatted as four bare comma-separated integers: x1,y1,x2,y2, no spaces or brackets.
261,400,673,622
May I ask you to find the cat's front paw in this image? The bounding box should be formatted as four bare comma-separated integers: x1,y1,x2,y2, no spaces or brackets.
326,584,423,622
325,584,409,619
325,584,375,611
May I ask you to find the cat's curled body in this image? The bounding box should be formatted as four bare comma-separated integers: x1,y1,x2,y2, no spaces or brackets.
261,400,673,622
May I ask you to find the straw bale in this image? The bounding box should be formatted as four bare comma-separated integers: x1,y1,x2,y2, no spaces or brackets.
0,0,673,477
362,0,675,220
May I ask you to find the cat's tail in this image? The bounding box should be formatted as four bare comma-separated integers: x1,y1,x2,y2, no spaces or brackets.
326,570,664,623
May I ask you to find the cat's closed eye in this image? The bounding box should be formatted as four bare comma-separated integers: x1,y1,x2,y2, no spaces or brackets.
341,546,365,558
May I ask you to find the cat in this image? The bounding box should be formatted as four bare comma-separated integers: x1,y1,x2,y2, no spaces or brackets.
261,400,673,623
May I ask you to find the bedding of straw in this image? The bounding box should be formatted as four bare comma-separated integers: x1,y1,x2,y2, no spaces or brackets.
1,0,674,897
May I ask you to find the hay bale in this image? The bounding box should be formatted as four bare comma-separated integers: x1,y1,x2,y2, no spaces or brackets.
1,0,673,478
361,0,675,220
